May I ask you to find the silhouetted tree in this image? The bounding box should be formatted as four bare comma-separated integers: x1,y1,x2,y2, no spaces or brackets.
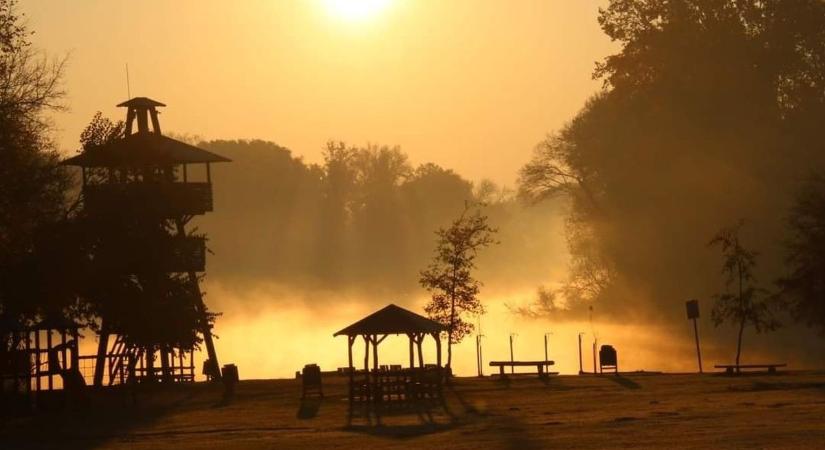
708,221,778,370
519,0,825,318
79,112,123,150
0,0,69,324
420,204,497,369
777,175,825,336
191,138,548,300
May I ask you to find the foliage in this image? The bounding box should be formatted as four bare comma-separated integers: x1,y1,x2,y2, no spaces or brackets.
0,0,69,326
777,175,825,336
708,221,778,367
420,204,497,368
198,139,484,289
79,112,124,150
518,0,825,315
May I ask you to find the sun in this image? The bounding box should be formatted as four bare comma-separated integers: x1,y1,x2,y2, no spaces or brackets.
321,0,393,23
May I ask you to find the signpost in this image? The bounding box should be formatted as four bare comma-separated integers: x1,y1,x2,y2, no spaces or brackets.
544,332,553,363
686,299,703,373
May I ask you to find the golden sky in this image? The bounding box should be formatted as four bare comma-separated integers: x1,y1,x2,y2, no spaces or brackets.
25,0,614,186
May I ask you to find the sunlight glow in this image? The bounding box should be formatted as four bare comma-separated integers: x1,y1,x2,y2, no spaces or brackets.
322,0,393,23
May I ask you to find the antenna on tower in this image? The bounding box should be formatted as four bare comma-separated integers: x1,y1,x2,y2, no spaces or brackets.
125,64,131,100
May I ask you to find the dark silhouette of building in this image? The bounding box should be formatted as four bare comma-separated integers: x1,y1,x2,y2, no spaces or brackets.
63,97,230,385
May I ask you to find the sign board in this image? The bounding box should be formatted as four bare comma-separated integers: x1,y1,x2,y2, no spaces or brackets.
686,299,700,320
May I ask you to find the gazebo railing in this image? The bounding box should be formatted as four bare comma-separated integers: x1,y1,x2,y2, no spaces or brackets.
349,366,444,405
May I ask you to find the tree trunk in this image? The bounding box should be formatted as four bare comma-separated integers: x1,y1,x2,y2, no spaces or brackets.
447,263,458,371
736,256,745,373
735,317,745,373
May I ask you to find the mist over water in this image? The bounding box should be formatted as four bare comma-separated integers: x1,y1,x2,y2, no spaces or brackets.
167,139,825,380
199,284,792,379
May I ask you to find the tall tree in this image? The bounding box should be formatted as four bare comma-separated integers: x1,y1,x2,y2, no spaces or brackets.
420,204,497,370
519,0,825,315
777,175,825,336
0,0,69,323
708,221,778,370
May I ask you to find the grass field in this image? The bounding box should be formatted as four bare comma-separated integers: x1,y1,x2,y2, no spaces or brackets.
3,371,825,449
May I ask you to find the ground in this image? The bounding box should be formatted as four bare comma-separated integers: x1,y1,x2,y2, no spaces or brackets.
2,371,825,449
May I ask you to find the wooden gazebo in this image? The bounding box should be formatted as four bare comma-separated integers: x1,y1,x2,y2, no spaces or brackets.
333,304,447,405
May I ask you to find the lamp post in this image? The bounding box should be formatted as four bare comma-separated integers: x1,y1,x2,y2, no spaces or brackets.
578,332,585,374
509,333,518,374
476,333,485,377
589,305,597,374
544,332,553,362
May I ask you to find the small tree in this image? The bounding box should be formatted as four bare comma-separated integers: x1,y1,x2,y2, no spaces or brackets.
420,203,497,370
708,221,778,371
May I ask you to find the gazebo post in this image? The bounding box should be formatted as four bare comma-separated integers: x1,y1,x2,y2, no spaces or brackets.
416,333,424,368
408,333,415,368
347,335,354,369
434,332,442,367
372,334,379,371
363,335,370,373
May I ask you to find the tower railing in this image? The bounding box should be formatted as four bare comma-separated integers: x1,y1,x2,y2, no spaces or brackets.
83,181,213,216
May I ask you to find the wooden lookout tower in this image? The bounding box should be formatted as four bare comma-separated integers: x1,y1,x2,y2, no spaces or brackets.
63,97,230,385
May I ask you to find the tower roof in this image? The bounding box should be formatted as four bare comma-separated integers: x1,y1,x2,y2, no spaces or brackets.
117,97,166,108
63,97,230,168
63,133,231,167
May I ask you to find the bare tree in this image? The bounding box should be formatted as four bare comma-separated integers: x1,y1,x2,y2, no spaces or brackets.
420,203,497,370
708,221,779,371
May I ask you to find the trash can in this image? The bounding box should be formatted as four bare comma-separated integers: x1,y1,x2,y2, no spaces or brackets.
599,345,618,374
222,364,239,383
222,364,239,394
301,364,323,399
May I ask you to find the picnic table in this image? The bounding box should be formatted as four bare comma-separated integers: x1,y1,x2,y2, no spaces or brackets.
349,366,443,404
714,363,787,374
489,360,556,378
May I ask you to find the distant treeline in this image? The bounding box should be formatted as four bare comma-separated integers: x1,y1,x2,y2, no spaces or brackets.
195,140,563,294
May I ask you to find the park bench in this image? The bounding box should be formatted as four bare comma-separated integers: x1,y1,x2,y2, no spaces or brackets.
714,363,787,374
489,360,556,378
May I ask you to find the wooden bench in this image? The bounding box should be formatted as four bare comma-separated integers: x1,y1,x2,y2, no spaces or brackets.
714,363,787,374
489,360,556,378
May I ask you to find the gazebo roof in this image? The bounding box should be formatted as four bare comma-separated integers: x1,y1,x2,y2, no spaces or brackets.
62,133,231,168
334,304,447,337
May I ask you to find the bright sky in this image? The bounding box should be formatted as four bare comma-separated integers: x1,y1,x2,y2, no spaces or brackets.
25,0,614,186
